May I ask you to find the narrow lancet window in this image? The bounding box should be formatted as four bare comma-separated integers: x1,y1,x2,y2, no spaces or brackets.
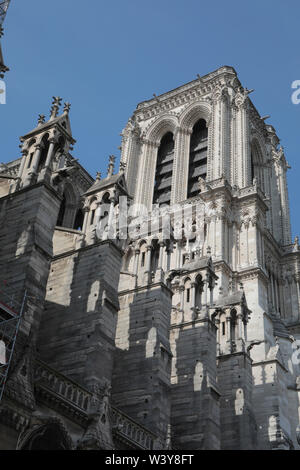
188,119,208,198
153,132,174,206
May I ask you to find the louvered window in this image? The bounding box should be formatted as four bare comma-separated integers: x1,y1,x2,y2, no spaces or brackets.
153,132,174,206
188,119,208,198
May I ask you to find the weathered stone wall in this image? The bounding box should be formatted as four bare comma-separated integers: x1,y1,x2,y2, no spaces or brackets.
112,283,172,444
0,183,61,337
38,240,123,389
170,317,220,450
217,352,257,449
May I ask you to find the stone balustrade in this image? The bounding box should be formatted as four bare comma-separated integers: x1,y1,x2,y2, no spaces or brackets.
34,359,91,413
34,359,157,449
111,406,156,450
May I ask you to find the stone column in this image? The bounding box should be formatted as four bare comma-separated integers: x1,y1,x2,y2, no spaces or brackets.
136,140,158,210
133,248,140,288
25,144,42,185
45,138,56,168
191,282,196,309
17,150,28,182
82,207,89,234
106,197,116,239
39,137,58,183
156,242,165,282
237,313,244,352
31,144,43,173
270,272,276,312
171,127,191,204
215,318,221,356
145,245,152,284
232,89,250,188
121,124,141,198
203,274,209,308
211,87,230,181
179,285,185,313
225,312,231,354
278,159,292,245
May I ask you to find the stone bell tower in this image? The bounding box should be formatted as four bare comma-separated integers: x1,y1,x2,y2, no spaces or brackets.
118,65,300,449
0,97,82,431
16,98,75,190
0,97,76,341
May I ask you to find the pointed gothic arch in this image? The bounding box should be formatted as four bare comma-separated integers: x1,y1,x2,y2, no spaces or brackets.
145,114,178,144
17,419,73,450
179,101,212,131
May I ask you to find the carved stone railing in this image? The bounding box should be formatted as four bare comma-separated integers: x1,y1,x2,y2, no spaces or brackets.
238,184,266,202
111,406,156,450
34,359,157,449
34,359,92,421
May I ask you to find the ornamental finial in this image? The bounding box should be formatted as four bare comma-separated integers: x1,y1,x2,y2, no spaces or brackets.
50,96,62,119
63,102,71,114
107,155,115,177
37,114,45,126
96,171,101,181
119,161,126,173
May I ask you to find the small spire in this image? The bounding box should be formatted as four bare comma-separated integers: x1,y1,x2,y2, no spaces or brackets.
37,114,45,126
119,161,126,173
96,171,101,181
107,155,115,177
63,102,71,114
50,96,62,119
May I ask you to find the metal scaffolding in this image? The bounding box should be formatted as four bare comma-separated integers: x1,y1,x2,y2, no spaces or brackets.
0,0,10,27
0,288,26,403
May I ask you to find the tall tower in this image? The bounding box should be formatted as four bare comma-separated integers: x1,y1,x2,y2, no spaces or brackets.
0,98,82,424
117,66,300,449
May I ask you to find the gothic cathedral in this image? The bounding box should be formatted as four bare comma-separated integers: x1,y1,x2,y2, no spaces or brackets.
0,66,299,450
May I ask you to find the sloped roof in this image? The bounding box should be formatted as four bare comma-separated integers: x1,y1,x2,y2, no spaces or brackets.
214,290,246,308
84,172,129,196
21,112,74,143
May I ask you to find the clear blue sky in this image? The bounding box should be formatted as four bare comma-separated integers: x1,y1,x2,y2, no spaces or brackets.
1,0,300,238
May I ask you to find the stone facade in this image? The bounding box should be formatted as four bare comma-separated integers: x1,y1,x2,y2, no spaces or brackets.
0,67,300,450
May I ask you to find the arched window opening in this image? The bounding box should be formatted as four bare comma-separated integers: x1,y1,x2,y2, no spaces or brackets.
250,141,265,192
73,209,84,231
150,241,159,274
90,210,95,226
26,139,36,169
195,275,203,309
188,119,208,198
184,278,191,307
0,340,6,364
153,132,174,206
21,424,71,450
38,134,50,172
230,309,237,344
57,193,66,227
27,152,34,169
139,242,147,269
